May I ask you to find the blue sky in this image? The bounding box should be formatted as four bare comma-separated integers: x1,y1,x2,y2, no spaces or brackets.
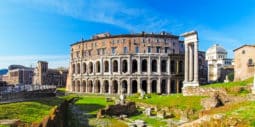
0,0,255,69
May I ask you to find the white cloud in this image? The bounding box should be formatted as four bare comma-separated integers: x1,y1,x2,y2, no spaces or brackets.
0,55,69,69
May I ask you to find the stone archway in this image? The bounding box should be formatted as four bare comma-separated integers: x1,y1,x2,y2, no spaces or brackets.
112,80,118,94
76,80,80,92
122,60,128,73
83,63,87,73
96,61,100,73
104,61,109,72
88,80,93,93
132,59,138,73
141,80,147,93
113,60,118,72
82,80,86,92
89,62,93,74
94,80,101,93
170,80,176,93
142,59,147,72
151,80,157,93
77,63,81,74
161,79,167,94
161,60,167,72
151,59,157,72
121,80,128,93
103,80,109,93
131,80,138,93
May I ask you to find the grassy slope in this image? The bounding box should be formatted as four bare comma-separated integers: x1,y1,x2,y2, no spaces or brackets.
0,97,64,123
128,94,204,111
203,101,255,126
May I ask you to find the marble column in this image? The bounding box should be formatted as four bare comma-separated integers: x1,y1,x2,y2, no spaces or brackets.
176,80,179,93
184,43,189,82
157,78,161,94
108,80,112,94
167,78,171,94
127,78,131,95
193,42,199,83
158,56,161,75
118,58,121,74
189,45,194,81
138,56,141,74
148,56,151,74
109,59,112,75
167,57,171,75
137,78,141,93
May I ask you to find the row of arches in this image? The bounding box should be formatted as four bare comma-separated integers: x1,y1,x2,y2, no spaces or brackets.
71,79,183,94
72,59,184,74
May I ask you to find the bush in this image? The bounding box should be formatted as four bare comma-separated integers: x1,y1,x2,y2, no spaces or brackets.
227,72,234,82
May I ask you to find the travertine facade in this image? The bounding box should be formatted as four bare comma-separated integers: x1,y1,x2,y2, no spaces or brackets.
66,32,187,94
33,61,68,86
233,45,255,81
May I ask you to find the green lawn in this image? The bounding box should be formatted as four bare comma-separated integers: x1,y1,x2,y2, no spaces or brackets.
128,94,204,111
129,113,167,127
74,95,114,115
202,77,253,95
0,97,65,123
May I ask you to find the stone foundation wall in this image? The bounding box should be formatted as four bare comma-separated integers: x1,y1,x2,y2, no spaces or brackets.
182,86,227,96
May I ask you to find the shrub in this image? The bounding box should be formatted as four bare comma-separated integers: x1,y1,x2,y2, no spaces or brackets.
227,72,234,82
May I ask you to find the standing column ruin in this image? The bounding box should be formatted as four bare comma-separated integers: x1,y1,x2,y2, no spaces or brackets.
182,31,200,87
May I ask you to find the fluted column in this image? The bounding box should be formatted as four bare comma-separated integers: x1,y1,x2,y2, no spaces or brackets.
194,42,199,83
189,45,194,81
184,44,189,82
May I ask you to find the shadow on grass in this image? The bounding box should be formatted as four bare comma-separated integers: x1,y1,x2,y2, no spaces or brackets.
75,103,105,115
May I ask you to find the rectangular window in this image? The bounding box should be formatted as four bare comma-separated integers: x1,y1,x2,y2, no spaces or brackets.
148,46,151,53
156,47,161,53
124,47,128,54
164,47,168,53
135,47,139,53
111,47,116,54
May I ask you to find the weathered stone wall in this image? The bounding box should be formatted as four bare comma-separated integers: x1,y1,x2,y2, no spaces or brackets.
182,86,227,96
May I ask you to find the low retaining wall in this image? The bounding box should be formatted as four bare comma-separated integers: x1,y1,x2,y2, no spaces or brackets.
182,86,227,96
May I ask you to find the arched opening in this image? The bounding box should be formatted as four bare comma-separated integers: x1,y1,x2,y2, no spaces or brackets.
179,80,183,93
152,80,157,93
88,80,93,93
151,59,157,72
141,80,147,93
121,80,128,93
82,81,86,92
170,80,176,93
104,61,109,72
76,80,80,92
83,63,87,73
161,60,167,72
179,61,183,73
132,59,138,73
171,60,175,74
89,62,93,74
113,60,118,72
72,81,75,91
94,80,101,93
103,80,109,93
112,80,118,93
142,59,147,72
131,80,138,93
161,79,167,94
122,60,128,73
72,64,75,74
77,63,81,74
96,61,100,73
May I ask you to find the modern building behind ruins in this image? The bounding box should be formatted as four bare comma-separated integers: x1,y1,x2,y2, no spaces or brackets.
233,44,255,81
66,31,207,94
206,44,233,82
33,61,68,86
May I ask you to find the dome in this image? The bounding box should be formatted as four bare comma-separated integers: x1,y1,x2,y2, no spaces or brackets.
206,44,227,54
